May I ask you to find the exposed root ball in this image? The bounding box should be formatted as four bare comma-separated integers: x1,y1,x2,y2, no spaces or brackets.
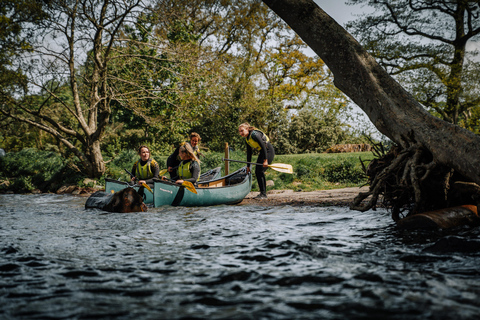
350,143,480,222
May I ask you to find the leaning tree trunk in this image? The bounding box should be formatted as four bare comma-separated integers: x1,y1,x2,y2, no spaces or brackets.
262,0,480,218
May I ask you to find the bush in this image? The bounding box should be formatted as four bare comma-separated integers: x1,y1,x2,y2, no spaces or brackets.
0,148,87,192
11,176,34,193
201,152,224,170
323,160,365,183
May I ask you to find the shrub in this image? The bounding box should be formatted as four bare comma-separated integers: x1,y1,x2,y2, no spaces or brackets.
323,160,365,183
11,176,35,193
201,152,224,171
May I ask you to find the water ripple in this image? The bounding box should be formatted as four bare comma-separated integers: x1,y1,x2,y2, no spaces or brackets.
1,194,480,319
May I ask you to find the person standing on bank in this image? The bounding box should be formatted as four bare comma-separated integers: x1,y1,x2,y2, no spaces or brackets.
131,145,160,197
163,143,201,184
238,123,275,199
167,132,202,179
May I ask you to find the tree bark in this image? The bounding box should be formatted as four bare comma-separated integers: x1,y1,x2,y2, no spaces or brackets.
262,0,480,186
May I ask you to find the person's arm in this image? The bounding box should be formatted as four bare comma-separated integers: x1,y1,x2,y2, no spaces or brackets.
246,141,252,164
183,161,200,183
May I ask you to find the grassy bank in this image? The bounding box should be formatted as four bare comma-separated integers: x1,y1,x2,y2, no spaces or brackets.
0,148,374,193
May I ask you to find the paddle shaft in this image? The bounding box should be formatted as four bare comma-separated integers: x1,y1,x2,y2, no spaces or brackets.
125,168,135,179
222,158,269,166
222,158,293,174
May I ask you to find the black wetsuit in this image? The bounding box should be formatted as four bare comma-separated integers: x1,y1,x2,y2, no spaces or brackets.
246,130,275,196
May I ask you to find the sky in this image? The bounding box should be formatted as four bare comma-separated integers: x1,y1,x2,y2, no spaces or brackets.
309,1,379,136
313,0,370,26
306,0,478,138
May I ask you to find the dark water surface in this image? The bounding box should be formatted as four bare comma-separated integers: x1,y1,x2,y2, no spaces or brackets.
1,194,480,319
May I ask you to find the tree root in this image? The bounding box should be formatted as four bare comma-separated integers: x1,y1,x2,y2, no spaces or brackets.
350,143,480,222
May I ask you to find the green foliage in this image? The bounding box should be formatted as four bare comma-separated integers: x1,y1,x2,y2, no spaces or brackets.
0,148,375,193
1,0,375,181
275,108,353,154
346,0,480,133
200,152,224,171
224,151,374,192
323,160,365,184
11,176,35,193
0,148,85,192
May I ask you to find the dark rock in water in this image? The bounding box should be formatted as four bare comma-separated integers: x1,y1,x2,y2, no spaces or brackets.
423,236,480,253
85,188,146,213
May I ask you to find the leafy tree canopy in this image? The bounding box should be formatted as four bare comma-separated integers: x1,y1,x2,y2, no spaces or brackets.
346,0,480,133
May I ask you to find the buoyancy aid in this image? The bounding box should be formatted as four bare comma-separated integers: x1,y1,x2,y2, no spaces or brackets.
245,130,270,151
134,158,157,180
177,160,200,181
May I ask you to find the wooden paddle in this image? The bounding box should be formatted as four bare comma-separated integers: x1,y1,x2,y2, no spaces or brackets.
222,158,293,174
124,169,153,193
161,177,197,194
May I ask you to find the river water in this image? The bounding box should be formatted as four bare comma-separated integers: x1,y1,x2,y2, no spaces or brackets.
1,194,480,319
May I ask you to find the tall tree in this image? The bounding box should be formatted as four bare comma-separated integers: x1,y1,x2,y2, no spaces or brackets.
262,0,480,218
0,0,148,177
346,0,480,131
150,0,347,151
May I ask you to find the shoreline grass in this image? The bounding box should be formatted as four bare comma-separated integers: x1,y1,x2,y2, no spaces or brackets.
0,149,375,193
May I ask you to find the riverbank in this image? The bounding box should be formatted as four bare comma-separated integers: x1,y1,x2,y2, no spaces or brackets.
240,186,370,207
1,185,371,208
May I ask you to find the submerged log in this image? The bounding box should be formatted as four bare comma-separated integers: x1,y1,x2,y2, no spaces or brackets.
396,205,480,230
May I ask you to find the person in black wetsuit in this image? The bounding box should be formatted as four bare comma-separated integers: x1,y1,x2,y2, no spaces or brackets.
163,143,201,184
238,122,275,199
130,145,160,198
166,132,202,179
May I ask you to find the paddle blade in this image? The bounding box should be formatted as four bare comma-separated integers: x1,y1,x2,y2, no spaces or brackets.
142,182,153,194
159,168,168,176
268,163,293,174
182,181,197,194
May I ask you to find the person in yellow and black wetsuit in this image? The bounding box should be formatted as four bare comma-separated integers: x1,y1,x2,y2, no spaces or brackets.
131,145,160,198
238,122,275,199
166,132,202,179
163,143,201,184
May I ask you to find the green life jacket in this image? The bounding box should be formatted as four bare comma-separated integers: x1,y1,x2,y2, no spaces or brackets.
134,159,157,180
246,130,270,151
177,160,200,181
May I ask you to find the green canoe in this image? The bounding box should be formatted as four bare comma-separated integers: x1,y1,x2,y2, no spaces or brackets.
153,167,252,207
105,167,222,205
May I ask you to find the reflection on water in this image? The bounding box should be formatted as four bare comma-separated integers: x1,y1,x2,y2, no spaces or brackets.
1,194,480,319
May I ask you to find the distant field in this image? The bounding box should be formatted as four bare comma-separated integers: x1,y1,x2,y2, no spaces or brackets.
123,151,375,192
0,149,376,193
206,151,376,192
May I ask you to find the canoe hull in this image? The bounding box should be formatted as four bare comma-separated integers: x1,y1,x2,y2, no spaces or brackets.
105,166,246,207
154,167,252,207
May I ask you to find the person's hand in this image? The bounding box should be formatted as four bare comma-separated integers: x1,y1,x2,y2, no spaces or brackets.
167,166,173,172
161,176,166,180
176,180,184,184
246,167,251,174
130,176,136,182
138,180,146,184
263,160,268,168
